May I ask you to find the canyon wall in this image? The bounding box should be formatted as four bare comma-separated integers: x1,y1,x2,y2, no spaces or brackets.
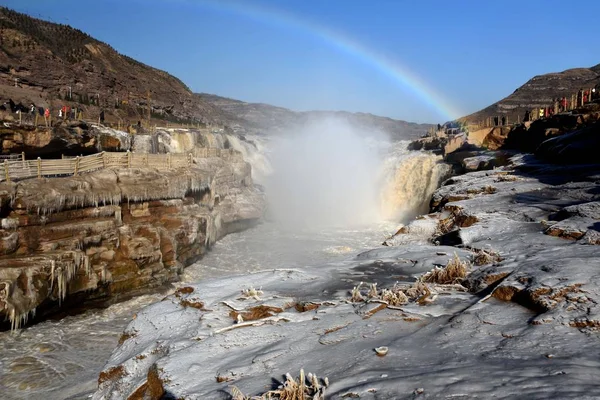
0,151,265,329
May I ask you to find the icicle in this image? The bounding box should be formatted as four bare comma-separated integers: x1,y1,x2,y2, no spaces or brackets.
50,260,56,291
84,255,91,276
55,266,65,304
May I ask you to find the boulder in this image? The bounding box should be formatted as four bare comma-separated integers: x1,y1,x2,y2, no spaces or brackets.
536,122,600,164
482,126,512,150
408,136,446,151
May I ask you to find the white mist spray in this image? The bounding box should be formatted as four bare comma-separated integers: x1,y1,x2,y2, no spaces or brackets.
265,117,387,230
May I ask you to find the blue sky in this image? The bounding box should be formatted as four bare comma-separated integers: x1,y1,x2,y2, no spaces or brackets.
3,0,600,123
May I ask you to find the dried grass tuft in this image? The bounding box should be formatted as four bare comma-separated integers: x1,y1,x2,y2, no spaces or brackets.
350,282,365,303
471,248,503,266
380,285,409,306
241,286,264,300
350,281,428,306
421,253,469,284
466,185,497,195
230,369,328,400
494,174,519,182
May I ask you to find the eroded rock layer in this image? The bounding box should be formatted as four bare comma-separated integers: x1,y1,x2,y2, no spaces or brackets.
0,153,265,329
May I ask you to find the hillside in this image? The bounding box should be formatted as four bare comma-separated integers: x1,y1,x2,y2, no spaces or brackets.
0,7,227,125
0,7,431,137
463,64,600,124
197,93,432,140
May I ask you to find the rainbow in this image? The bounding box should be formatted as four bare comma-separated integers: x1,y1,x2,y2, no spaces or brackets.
189,0,462,121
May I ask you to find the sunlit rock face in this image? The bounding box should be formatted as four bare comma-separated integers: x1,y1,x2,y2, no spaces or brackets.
0,122,132,158
0,153,265,330
463,65,600,124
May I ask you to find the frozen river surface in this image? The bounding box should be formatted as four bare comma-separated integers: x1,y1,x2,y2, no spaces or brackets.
0,221,398,400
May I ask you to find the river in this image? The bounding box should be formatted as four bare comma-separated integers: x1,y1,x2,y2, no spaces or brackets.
1,131,448,399
0,221,400,400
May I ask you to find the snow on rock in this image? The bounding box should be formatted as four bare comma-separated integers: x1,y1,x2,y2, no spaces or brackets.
94,156,600,399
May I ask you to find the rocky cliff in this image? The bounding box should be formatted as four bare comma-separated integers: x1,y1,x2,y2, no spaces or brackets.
463,64,600,124
196,93,433,139
0,152,265,330
409,102,600,175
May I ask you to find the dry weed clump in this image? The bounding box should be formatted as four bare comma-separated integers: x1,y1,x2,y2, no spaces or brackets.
229,305,284,322
240,286,264,300
435,215,455,236
494,174,519,183
466,185,497,195
471,248,503,266
435,211,479,237
421,253,469,284
380,286,409,306
230,369,328,400
350,281,432,306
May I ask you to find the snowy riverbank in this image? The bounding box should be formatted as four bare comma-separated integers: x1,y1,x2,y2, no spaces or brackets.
93,154,600,399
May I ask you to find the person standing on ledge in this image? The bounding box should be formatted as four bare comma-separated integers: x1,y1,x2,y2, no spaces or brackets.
501,116,506,126
100,109,105,124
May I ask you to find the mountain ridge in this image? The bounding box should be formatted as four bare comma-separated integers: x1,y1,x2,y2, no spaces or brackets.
0,7,229,125
0,6,434,138
462,64,600,124
196,92,433,139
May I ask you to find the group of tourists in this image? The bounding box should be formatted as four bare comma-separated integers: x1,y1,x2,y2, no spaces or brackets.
491,85,600,126
526,86,598,122
0,99,94,127
57,105,83,120
493,116,507,126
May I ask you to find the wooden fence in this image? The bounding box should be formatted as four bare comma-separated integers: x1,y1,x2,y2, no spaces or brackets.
0,148,237,183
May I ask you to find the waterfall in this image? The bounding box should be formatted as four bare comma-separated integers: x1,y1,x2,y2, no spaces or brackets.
170,131,196,153
379,142,451,222
224,134,273,185
256,119,448,229
139,126,447,226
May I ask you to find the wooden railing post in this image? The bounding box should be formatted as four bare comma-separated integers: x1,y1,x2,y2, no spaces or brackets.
145,154,148,167
4,160,9,182
188,153,193,166
37,157,41,178
74,156,80,176
127,150,131,168
167,153,171,169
